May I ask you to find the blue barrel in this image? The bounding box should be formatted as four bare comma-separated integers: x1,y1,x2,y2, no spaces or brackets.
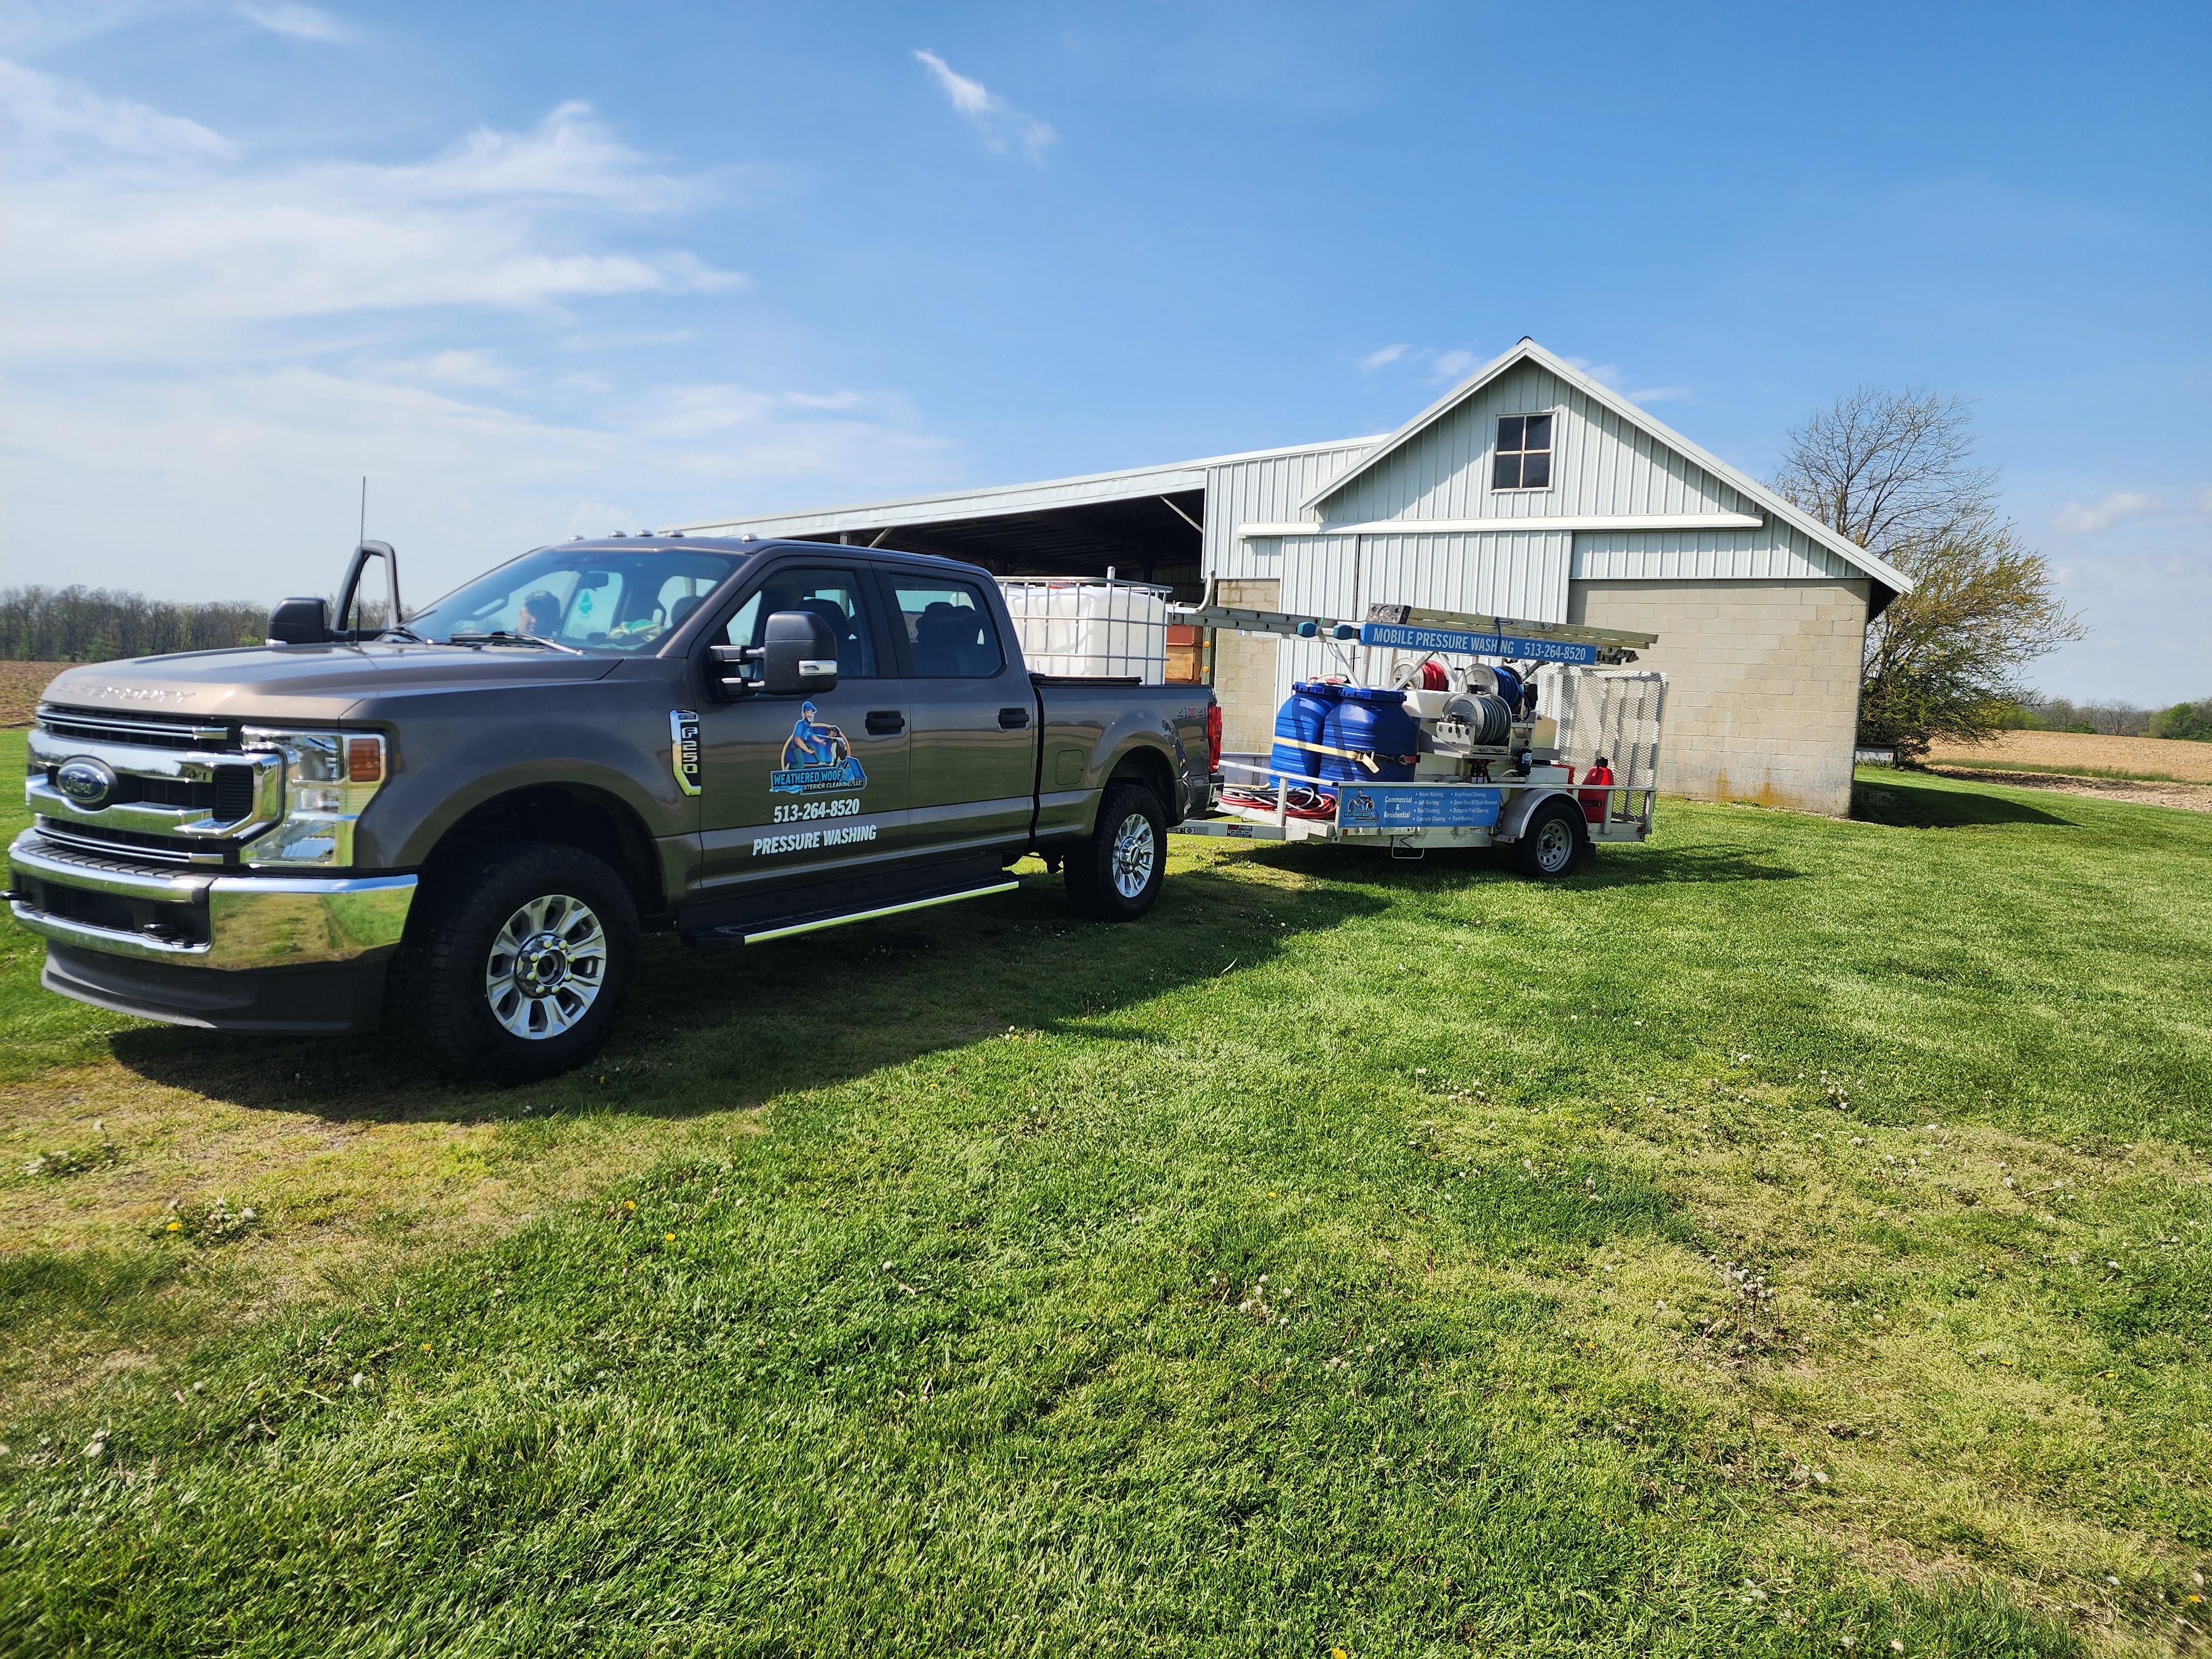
1322,687,1420,785
1269,680,1344,789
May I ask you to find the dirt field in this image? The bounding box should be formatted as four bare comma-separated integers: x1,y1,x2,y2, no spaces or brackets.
0,662,71,727
1926,727,2212,782
1923,764,2212,813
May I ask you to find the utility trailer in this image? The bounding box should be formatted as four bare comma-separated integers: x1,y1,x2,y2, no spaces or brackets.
1167,600,1667,879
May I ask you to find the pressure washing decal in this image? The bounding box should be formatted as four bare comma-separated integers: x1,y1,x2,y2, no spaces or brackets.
1358,621,1598,665
771,701,867,796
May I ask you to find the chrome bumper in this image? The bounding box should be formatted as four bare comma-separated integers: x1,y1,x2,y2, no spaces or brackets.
7,830,415,970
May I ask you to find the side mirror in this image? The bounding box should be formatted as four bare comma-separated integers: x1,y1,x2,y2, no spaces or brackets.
267,597,330,645
759,610,839,696
333,540,403,641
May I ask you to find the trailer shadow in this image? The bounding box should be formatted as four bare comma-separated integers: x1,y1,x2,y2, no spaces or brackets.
1853,775,2072,828
106,867,1389,1124
1229,839,1803,887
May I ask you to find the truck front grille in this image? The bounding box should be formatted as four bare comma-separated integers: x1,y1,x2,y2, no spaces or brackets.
36,705,238,751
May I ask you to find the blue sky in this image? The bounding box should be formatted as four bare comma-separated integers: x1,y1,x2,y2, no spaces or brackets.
2,0,2206,701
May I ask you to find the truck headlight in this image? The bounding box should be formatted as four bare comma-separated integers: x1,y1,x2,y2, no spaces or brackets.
241,728,388,868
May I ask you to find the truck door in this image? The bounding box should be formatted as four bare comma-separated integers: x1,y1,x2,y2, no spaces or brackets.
692,564,910,906
879,573,1036,859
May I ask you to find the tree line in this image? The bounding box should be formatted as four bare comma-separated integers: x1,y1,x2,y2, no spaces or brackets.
2005,696,2212,741
0,586,271,662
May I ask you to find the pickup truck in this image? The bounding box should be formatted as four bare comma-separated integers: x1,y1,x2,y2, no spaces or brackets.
9,536,1220,1081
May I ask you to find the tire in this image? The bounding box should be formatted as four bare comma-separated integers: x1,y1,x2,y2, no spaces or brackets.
1510,796,1589,881
1065,780,1168,921
390,841,640,1083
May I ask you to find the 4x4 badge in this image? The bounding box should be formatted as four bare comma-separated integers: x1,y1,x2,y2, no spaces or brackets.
669,709,701,796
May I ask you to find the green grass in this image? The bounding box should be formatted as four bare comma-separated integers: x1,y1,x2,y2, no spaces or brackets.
3,739,2210,1656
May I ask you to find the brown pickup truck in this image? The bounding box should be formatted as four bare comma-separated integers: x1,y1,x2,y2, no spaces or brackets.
10,537,1219,1081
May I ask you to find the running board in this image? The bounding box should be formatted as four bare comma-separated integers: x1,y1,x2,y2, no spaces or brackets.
729,879,1020,946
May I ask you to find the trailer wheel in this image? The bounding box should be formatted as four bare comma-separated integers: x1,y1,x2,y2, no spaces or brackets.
391,841,639,1083
1511,797,1589,880
1066,781,1167,921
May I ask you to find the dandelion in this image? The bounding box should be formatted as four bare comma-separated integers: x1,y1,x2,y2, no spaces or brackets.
626,1201,637,1212
422,1342,432,1352
166,1220,183,1232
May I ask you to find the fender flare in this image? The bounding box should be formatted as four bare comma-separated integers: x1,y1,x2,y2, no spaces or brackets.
1494,786,1579,842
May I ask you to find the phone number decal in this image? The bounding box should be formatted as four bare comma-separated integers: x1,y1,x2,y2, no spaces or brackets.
773,796,864,824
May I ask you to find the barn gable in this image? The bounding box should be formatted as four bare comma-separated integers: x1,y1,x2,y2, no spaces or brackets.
1290,340,1910,594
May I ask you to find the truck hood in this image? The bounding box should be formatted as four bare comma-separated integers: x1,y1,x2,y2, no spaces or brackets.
38,644,623,726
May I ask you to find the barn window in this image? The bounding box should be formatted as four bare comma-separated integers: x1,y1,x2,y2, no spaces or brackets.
1492,413,1553,491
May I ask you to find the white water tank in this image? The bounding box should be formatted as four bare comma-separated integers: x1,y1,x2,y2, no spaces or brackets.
997,579,1168,683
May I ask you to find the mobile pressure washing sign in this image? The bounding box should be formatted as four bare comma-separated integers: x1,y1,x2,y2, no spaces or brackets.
1357,622,1598,665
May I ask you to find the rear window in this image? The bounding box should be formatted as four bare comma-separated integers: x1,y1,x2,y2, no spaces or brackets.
890,582,1003,677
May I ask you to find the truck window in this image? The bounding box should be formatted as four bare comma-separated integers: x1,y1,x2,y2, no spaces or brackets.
722,568,878,677
891,582,1003,677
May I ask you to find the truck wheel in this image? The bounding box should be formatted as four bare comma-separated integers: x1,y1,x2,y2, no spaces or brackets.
1066,781,1167,921
392,841,639,1083
1511,796,1589,880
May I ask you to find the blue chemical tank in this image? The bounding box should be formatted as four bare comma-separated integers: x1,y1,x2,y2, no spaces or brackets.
1322,686,1420,785
1269,680,1344,788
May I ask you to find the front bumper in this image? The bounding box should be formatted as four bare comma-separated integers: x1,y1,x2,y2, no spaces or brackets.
7,830,415,1032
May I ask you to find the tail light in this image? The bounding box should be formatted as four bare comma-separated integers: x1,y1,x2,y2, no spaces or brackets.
1205,703,1223,771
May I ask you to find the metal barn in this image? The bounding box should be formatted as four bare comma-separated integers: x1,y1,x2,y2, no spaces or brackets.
671,340,1910,817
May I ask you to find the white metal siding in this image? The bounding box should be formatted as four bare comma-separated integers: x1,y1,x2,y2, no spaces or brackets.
1572,523,1853,581
1204,445,1374,575
1313,362,1756,526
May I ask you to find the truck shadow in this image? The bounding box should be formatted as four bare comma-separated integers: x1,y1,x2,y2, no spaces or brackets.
106,866,1389,1123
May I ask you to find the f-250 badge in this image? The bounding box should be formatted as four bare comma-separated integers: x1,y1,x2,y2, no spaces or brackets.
771,701,867,796
669,709,701,796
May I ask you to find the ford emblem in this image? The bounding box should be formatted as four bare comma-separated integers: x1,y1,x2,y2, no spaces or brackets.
55,756,119,808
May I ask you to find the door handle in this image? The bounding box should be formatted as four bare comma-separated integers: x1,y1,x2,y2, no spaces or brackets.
865,711,904,735
998,707,1030,729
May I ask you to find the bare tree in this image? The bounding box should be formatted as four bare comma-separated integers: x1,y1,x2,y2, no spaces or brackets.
1775,387,2084,761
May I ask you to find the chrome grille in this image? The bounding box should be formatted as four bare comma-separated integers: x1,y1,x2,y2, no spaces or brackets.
35,705,237,751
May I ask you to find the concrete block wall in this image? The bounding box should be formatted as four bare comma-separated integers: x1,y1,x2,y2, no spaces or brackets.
1210,578,1281,757
1567,577,1870,817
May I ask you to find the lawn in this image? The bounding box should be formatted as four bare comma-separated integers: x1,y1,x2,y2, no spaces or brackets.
2,726,2209,1657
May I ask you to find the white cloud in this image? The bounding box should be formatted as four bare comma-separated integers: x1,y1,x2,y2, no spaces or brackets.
1625,385,1692,405
2,368,957,601
1358,343,1409,373
419,349,516,387
0,72,957,602
236,2,353,43
2197,487,2212,516
2054,492,2162,533
0,96,738,359
1431,348,1479,381
0,56,234,156
912,49,1056,159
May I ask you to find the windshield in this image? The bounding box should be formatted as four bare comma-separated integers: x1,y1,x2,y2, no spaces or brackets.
404,546,747,654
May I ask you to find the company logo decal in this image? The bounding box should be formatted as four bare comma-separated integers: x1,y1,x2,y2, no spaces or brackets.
55,756,119,808
771,701,867,796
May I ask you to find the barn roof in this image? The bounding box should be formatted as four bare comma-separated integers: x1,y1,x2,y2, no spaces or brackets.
1299,338,1912,593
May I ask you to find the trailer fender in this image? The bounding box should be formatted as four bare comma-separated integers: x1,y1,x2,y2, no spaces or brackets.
1495,786,1578,843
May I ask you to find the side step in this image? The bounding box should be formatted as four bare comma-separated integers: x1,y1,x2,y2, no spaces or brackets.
688,878,1020,951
